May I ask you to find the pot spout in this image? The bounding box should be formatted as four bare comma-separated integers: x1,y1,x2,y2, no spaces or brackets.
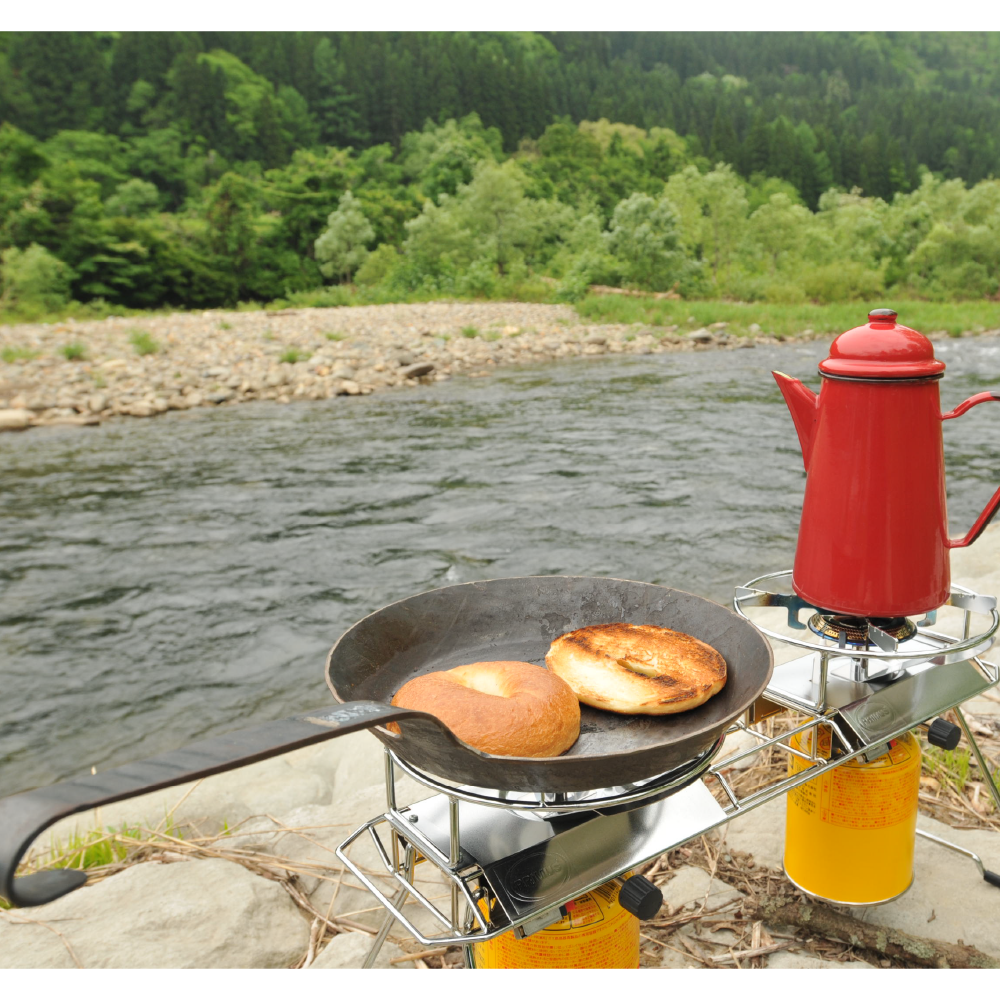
773,371,818,469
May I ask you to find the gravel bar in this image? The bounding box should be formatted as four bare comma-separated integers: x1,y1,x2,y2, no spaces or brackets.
0,301,780,431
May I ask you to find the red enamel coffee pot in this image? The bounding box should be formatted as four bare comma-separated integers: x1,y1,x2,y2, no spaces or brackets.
774,308,1000,618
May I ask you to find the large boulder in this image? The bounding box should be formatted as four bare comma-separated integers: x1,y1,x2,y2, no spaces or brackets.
308,931,405,969
0,858,309,968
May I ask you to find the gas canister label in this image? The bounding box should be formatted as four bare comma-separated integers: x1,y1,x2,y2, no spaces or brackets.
789,733,919,830
473,886,639,969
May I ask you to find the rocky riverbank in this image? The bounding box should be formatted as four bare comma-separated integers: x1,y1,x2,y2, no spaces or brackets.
0,301,781,432
3,527,999,969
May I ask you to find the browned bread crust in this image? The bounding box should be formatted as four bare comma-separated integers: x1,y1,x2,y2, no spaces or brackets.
390,660,581,757
546,623,727,715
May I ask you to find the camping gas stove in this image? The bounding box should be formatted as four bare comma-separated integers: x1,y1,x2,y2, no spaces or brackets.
337,574,1000,967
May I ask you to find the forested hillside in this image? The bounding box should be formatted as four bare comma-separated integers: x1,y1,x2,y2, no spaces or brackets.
1,32,998,317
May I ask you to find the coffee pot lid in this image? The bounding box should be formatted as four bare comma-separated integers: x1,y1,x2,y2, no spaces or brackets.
818,309,946,379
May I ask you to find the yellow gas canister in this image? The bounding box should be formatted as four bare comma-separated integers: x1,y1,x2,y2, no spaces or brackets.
472,879,640,969
783,725,921,906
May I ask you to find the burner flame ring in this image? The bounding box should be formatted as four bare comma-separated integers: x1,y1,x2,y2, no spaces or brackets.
807,614,918,647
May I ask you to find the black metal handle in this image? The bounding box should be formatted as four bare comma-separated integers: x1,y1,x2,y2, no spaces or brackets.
0,701,438,909
985,870,1000,889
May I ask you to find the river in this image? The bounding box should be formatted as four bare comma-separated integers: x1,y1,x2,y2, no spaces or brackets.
3,336,999,794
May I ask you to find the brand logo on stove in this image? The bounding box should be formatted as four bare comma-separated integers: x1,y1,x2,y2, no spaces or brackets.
855,703,897,735
505,850,570,900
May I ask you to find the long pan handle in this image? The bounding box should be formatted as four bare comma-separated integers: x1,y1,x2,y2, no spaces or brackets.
0,701,439,909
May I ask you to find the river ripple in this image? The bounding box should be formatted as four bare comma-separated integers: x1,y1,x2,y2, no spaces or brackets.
2,336,999,794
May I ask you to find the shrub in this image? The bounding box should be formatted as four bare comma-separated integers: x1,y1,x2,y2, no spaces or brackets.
355,244,400,287
314,191,374,283
604,192,696,292
461,326,478,338
59,342,88,360
284,286,355,308
802,262,884,303
0,244,73,313
129,330,160,355
279,347,306,363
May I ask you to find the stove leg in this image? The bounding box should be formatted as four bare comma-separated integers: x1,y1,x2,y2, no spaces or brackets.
363,844,415,969
449,795,461,930
954,706,1000,816
915,829,1000,888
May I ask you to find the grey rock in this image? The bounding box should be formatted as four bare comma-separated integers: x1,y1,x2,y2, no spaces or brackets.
399,362,434,379
395,352,415,366
584,335,607,346
330,364,356,379
265,371,287,388
718,727,762,770
748,323,762,334
721,794,786,870
661,866,744,914
688,329,714,344
87,393,108,413
338,379,362,395
657,947,701,969
0,858,309,968
869,813,1000,959
767,951,874,969
206,390,236,404
309,932,404,969
185,392,205,407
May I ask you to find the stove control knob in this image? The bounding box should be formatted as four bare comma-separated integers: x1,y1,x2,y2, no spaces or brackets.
616,874,662,920
926,718,962,751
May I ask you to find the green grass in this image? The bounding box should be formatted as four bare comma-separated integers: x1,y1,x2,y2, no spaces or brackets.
324,331,345,341
59,342,88,361
922,744,975,792
279,347,306,363
573,295,1000,338
10,817,184,886
128,330,160,356
1,344,39,363
218,320,233,331
461,326,479,338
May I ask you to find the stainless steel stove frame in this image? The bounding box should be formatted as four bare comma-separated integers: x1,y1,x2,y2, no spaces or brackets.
335,578,1000,968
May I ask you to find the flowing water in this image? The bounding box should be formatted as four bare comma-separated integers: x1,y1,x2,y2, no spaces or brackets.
3,336,999,795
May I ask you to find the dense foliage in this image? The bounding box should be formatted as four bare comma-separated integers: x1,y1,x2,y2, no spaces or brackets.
1,32,998,316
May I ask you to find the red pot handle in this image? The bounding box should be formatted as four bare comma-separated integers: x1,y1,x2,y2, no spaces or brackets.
942,390,1000,548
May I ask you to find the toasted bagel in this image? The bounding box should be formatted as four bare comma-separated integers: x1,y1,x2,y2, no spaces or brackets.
546,623,726,715
390,660,580,757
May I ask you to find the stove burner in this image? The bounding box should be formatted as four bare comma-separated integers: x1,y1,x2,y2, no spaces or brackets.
807,613,918,647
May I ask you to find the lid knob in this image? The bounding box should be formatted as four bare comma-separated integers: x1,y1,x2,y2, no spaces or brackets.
868,308,898,325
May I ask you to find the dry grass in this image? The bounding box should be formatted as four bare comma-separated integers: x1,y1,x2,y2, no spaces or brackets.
10,705,999,969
